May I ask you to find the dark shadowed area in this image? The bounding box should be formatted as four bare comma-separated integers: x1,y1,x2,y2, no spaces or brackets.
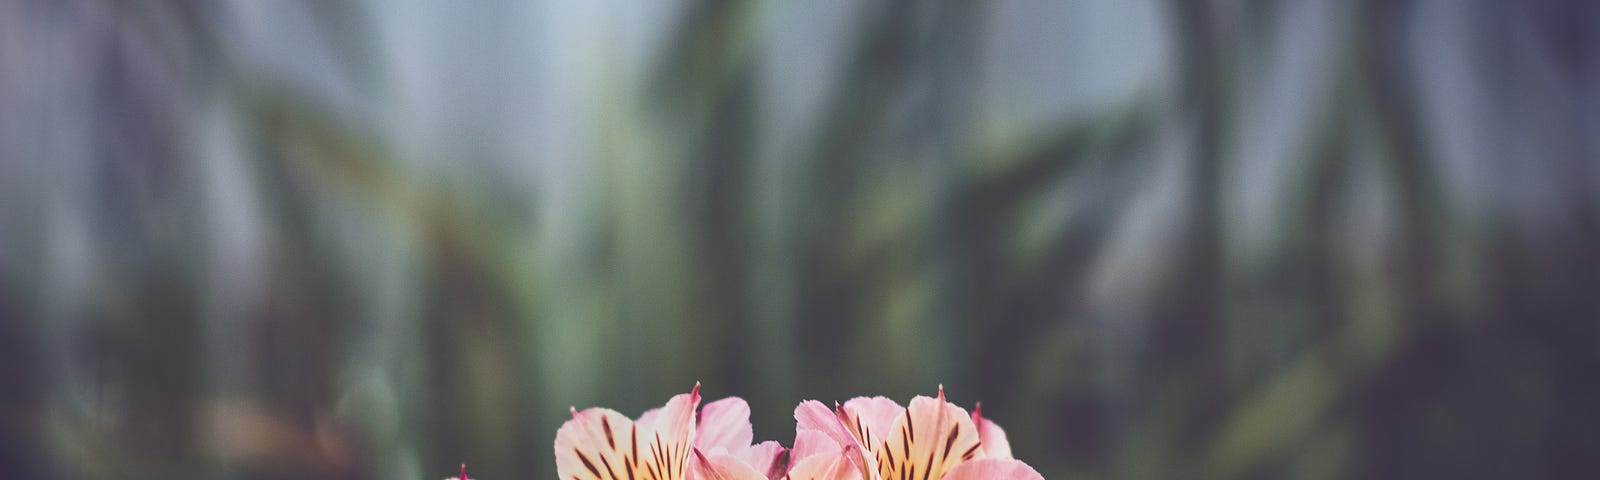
2,1,1598,479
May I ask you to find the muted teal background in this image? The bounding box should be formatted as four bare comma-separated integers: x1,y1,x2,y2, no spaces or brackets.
1,1,1598,479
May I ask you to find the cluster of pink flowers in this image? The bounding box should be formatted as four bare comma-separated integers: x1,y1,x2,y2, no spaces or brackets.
551,383,1042,480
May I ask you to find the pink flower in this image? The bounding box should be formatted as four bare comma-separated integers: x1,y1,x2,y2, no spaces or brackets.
687,396,788,479
787,386,1041,480
442,463,473,480
553,384,1036,479
554,383,788,480
555,384,701,480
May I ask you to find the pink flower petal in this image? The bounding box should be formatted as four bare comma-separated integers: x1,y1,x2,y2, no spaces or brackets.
637,407,661,427
875,394,982,480
783,444,864,480
555,384,701,480
690,447,768,480
970,405,1012,460
649,384,702,450
696,397,755,453
790,427,838,465
553,408,645,480
937,458,1043,480
795,400,857,452
738,440,787,479
839,396,904,456
795,400,879,477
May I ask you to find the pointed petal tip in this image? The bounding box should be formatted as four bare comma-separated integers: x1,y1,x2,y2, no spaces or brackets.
691,381,702,398
938,384,947,401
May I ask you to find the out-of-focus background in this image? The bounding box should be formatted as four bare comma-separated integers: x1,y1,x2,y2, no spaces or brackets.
2,0,1598,478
